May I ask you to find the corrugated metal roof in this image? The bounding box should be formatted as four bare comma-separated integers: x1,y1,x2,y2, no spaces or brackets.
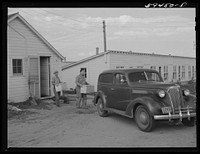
101,68,158,74
108,50,196,59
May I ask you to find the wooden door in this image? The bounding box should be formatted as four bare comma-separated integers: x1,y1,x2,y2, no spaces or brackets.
29,57,40,98
40,57,50,97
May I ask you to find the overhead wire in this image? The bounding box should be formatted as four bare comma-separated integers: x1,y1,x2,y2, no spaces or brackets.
19,8,101,33
40,8,102,28
14,8,102,41
34,8,102,33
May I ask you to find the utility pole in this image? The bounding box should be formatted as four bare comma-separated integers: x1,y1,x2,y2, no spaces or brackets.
103,20,107,52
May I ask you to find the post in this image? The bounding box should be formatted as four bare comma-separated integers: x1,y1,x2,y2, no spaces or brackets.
103,20,107,52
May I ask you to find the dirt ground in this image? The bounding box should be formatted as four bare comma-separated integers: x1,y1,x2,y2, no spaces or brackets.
7,94,196,148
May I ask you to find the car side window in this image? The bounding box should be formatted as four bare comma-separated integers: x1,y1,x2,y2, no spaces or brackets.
99,73,113,84
114,73,127,85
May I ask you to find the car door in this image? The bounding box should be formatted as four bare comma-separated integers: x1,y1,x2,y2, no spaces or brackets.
111,73,131,111
98,73,114,108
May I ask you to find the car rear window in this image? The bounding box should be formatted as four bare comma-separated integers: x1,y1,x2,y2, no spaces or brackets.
128,72,146,82
99,73,113,84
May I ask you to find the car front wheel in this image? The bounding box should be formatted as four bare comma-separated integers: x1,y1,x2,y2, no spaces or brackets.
97,98,108,117
135,105,155,132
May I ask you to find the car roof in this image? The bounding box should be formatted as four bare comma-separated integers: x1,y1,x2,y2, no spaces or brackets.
101,68,158,74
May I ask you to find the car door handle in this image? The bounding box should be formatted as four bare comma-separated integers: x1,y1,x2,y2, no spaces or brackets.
111,88,115,90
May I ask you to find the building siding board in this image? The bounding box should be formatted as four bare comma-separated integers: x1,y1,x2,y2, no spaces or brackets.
9,18,56,56
8,16,63,102
8,77,29,102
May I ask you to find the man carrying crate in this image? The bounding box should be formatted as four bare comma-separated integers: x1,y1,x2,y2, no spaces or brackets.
52,70,62,107
75,68,88,108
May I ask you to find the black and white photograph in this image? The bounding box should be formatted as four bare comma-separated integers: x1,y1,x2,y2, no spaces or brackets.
4,2,197,150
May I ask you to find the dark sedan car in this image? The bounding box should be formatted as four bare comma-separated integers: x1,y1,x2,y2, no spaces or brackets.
94,69,196,132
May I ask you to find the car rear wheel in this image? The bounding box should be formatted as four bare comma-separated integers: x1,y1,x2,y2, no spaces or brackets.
97,98,108,117
182,117,195,127
135,105,155,132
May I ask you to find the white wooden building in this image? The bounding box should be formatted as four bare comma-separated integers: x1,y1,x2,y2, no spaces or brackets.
62,50,196,91
8,13,65,103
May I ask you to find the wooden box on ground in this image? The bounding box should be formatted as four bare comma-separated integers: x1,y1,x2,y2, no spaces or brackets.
80,85,95,94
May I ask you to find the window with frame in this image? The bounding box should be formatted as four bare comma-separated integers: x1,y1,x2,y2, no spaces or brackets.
116,66,124,69
192,66,195,78
182,66,185,79
99,73,113,84
158,66,162,75
163,66,168,80
178,66,181,79
150,66,156,70
13,59,23,75
128,71,162,83
114,73,126,85
173,65,177,80
81,68,87,78
188,66,191,79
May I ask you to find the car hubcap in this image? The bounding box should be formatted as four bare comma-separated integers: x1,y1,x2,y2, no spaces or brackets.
98,101,103,112
99,103,103,109
139,111,148,125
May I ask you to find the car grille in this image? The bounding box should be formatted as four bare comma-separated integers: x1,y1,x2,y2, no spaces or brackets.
167,86,184,113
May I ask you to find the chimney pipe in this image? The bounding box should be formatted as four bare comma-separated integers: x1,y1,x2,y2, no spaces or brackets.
96,47,99,55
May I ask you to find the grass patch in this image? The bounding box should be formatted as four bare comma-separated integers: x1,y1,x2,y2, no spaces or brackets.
8,98,53,120
9,98,52,110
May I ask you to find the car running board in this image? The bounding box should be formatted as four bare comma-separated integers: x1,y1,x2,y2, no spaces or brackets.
105,108,133,118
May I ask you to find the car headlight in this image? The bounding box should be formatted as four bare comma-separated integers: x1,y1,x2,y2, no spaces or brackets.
183,89,190,96
158,90,165,98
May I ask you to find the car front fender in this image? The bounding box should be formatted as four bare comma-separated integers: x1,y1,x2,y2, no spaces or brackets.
125,97,163,117
183,94,196,111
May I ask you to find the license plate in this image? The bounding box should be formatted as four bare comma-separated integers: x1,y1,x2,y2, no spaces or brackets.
161,107,172,114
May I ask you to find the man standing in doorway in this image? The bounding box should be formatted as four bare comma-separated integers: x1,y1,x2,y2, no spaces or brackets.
52,70,62,107
75,68,88,108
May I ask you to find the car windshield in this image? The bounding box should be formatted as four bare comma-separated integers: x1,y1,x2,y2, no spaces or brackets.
128,71,163,83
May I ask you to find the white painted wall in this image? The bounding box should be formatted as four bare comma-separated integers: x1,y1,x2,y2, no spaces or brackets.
61,54,110,91
61,51,195,93
8,17,63,102
109,52,196,82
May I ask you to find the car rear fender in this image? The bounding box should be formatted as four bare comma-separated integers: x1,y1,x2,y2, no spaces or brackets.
94,90,107,107
125,97,163,117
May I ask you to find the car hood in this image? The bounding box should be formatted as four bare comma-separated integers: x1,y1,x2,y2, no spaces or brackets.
129,82,178,90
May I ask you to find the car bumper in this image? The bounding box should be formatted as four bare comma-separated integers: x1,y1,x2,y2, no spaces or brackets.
154,112,196,121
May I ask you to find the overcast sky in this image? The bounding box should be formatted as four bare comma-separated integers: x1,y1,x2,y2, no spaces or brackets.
8,8,196,61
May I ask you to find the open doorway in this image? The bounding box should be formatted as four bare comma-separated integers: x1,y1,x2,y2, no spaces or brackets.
40,57,51,97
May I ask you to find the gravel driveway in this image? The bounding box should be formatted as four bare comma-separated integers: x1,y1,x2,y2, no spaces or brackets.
7,95,196,148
